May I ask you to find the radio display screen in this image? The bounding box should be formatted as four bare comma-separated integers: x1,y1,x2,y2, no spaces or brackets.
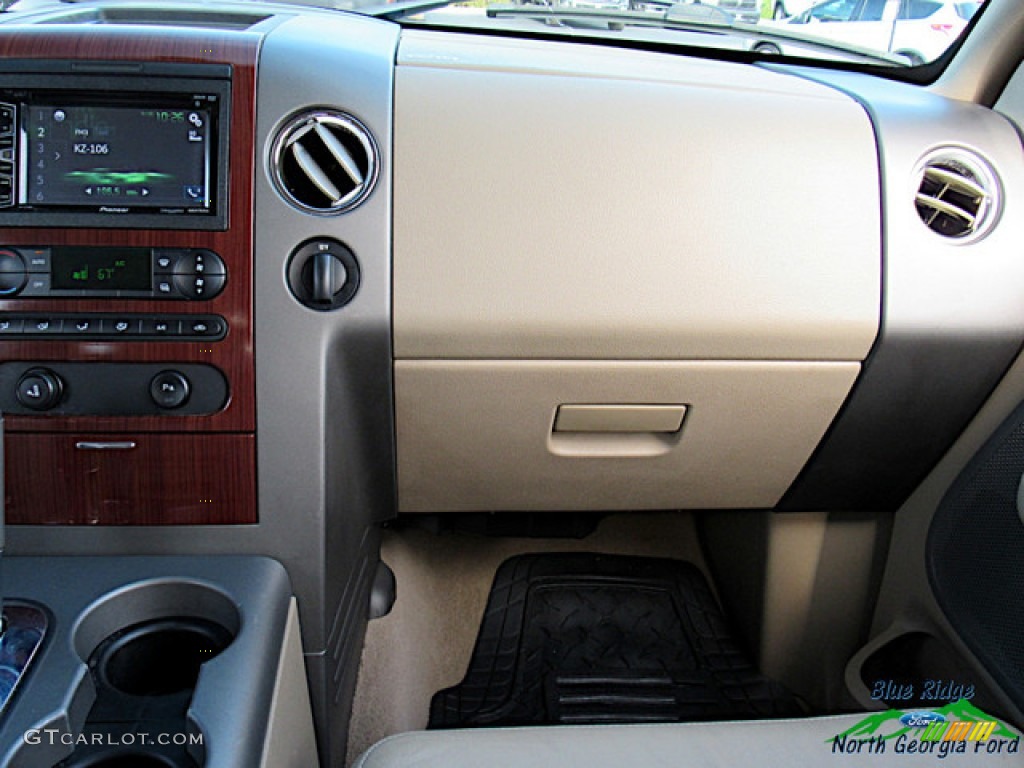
23,100,214,213
51,246,152,291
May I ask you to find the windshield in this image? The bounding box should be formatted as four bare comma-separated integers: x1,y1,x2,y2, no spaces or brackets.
359,0,988,67
0,0,988,69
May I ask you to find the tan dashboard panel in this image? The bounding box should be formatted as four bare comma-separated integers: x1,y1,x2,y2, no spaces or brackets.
395,360,859,512
393,35,881,362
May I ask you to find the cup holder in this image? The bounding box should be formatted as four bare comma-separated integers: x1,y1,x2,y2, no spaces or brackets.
92,618,234,698
55,581,242,768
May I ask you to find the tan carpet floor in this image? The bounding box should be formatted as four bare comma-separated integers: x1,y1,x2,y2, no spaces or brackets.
345,512,712,764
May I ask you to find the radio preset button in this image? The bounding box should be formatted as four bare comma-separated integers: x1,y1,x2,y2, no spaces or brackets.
0,182,12,207
0,104,13,131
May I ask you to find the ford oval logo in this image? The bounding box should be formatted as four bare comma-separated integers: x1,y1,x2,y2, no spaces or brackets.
900,711,946,728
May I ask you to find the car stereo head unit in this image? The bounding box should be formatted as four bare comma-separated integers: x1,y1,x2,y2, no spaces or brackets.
0,64,230,230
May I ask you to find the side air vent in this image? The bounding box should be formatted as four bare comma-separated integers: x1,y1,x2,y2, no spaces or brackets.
271,111,378,215
914,149,1000,242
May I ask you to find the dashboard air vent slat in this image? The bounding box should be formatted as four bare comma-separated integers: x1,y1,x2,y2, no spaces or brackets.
314,122,364,188
292,142,343,203
914,149,1000,242
915,193,976,228
922,166,986,199
271,111,378,215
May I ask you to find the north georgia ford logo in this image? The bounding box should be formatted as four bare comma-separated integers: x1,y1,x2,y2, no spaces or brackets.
900,712,947,728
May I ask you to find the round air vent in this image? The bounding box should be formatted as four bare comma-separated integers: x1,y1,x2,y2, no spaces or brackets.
914,148,1000,242
271,111,379,215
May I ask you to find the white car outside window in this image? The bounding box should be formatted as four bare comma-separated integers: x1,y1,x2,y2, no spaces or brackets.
787,0,978,64
771,0,818,20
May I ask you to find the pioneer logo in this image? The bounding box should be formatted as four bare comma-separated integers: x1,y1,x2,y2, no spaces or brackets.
99,207,130,213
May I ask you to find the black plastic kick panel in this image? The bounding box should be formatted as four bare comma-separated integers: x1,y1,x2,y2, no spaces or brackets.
0,361,228,416
928,399,1024,719
780,335,1023,512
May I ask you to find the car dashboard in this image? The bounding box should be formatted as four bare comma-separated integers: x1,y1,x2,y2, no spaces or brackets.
1,2,1024,766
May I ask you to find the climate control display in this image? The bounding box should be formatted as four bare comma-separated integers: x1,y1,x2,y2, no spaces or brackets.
51,246,151,291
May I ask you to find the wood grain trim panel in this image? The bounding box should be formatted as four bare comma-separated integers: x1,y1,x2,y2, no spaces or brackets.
5,432,257,525
0,28,260,524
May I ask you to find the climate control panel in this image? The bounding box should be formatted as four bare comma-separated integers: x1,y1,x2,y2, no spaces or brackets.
0,245,226,300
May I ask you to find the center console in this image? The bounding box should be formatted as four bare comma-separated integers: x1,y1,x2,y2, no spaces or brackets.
0,13,401,767
0,32,280,764
0,556,317,767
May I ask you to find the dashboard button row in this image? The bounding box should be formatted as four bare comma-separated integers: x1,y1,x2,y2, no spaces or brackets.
0,314,227,340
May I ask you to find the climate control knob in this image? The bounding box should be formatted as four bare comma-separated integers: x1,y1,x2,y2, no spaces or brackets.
16,368,64,411
0,249,27,296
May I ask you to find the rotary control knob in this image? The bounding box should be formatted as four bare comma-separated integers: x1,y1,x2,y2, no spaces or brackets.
16,367,64,411
287,239,360,311
0,249,27,296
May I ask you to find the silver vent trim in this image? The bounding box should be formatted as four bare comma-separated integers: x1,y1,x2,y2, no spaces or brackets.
913,148,1001,242
271,111,379,215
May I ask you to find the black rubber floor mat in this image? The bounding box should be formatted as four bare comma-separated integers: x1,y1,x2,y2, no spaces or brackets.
429,553,802,728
